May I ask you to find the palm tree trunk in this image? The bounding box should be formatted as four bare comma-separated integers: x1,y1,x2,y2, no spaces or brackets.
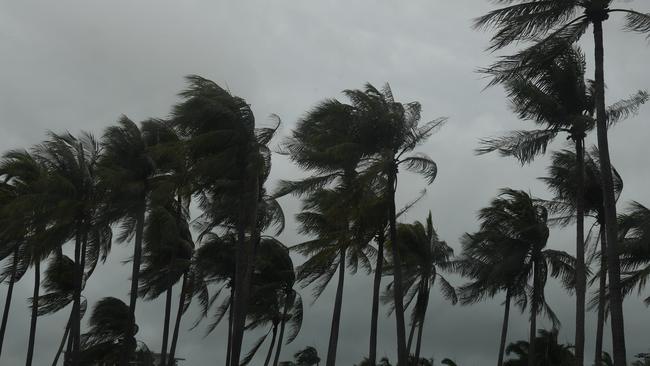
168,272,187,366
574,137,586,366
595,225,608,366
272,299,289,366
325,248,347,366
369,232,384,366
26,259,40,366
52,311,72,366
593,19,627,366
264,324,278,366
160,286,173,366
229,167,260,366
122,203,146,366
388,168,408,366
528,259,539,366
0,248,18,358
497,290,511,366
71,230,82,365
414,290,429,362
226,292,233,366
406,319,416,356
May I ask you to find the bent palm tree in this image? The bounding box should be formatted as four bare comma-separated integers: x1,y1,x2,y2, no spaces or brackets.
476,3,650,363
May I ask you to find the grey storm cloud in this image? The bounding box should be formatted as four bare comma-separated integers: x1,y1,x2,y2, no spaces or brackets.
1,1,650,365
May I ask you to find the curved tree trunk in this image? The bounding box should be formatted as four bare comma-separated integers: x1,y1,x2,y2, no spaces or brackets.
594,225,607,366
593,20,626,366
272,299,289,366
25,259,40,366
160,286,173,366
0,248,19,358
413,289,429,362
122,203,146,366
369,232,384,366
528,258,539,366
574,137,586,366
168,272,187,366
497,290,511,366
325,248,347,366
52,311,72,366
71,230,82,365
263,324,278,366
406,315,416,356
226,292,233,366
388,168,407,366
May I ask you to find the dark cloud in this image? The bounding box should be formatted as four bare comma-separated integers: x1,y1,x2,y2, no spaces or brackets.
1,1,650,365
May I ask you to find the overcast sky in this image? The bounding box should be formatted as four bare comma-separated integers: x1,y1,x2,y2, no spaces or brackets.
2,1,650,365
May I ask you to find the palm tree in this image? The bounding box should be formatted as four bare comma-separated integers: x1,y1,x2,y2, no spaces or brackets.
385,212,457,362
503,329,575,366
79,297,137,365
36,132,108,364
278,91,369,366
0,149,55,366
539,147,623,366
171,75,262,366
350,83,446,366
478,42,647,365
618,202,650,304
476,4,650,364
478,189,575,366
292,187,373,366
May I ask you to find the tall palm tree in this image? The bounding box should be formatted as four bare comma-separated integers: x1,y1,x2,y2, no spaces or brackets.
0,149,55,366
476,4,650,364
539,147,623,366
385,212,457,361
171,75,262,366
99,116,161,365
36,132,108,364
350,83,446,366
478,189,575,366
278,90,369,366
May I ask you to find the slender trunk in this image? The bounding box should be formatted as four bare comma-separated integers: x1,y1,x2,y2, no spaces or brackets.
229,167,260,366
226,291,233,366
168,273,187,366
406,319,416,356
388,168,407,366
413,289,428,362
593,20,626,366
25,259,40,366
71,230,82,365
574,137,586,366
369,232,384,366
53,311,73,366
325,248,347,366
272,298,289,366
264,324,278,366
595,225,608,366
528,258,538,366
0,248,18,358
160,286,173,366
497,290,511,366
122,203,146,366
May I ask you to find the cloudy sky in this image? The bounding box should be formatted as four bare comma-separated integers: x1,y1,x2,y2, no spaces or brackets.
1,1,650,365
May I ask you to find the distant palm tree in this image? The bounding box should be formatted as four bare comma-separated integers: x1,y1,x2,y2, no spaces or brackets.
476,3,650,364
478,189,575,366
503,329,574,366
385,212,457,362
294,346,320,366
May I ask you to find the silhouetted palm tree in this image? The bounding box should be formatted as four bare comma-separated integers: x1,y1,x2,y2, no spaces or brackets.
540,147,623,366
478,189,575,366
79,297,136,365
503,329,574,366
618,202,650,305
385,212,457,361
476,4,650,363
